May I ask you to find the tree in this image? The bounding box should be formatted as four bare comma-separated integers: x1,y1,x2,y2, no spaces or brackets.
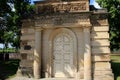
11,0,34,50
0,0,34,52
97,0,120,51
0,0,12,49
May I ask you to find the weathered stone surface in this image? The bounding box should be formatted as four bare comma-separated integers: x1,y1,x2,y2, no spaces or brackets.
93,62,111,70
21,28,35,34
91,32,109,39
20,49,34,54
92,47,110,54
35,1,89,14
92,54,110,62
91,40,110,47
20,67,33,77
92,26,109,32
35,13,91,27
21,34,35,40
91,14,108,26
20,60,33,67
19,0,114,80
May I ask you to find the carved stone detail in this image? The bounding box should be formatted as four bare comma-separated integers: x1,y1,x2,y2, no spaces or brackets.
35,13,91,27
37,1,87,14
53,32,74,77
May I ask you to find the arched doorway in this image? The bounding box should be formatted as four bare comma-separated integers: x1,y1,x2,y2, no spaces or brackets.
49,28,77,78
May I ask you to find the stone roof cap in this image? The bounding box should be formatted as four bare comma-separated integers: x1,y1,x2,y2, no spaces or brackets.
90,5,108,14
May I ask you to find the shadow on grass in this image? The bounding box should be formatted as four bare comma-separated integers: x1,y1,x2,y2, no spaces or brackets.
111,61,120,80
0,59,20,80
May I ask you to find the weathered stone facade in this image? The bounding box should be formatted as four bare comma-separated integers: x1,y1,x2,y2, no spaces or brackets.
19,0,114,80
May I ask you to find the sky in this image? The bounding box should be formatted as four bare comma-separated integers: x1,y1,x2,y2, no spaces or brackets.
31,0,95,4
31,0,101,8
0,0,100,48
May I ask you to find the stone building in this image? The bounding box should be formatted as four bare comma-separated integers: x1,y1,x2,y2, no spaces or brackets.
19,0,114,80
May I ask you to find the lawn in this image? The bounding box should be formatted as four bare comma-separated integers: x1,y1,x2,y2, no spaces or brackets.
0,55,119,80
0,59,20,80
0,49,16,53
111,55,120,80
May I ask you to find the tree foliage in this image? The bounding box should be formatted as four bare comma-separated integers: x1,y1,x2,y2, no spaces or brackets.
0,0,34,51
97,0,120,51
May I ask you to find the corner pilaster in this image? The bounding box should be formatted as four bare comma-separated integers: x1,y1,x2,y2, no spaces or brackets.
33,27,42,79
83,27,92,80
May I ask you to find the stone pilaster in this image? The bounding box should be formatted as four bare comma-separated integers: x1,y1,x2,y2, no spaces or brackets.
33,28,42,79
84,27,92,80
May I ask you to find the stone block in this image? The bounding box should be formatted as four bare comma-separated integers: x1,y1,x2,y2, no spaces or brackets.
92,26,109,32
20,67,33,77
92,54,110,62
21,28,28,34
91,32,109,39
20,49,34,54
28,28,35,34
91,39,110,47
79,70,84,79
27,41,35,47
21,34,34,40
93,62,111,70
20,60,33,67
92,47,110,54
21,53,27,60
93,70,114,80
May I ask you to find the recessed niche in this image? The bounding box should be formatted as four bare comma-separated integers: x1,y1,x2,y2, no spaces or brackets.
24,45,32,50
21,54,27,60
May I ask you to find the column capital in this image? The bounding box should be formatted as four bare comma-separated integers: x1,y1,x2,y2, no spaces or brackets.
35,27,43,31
82,25,92,29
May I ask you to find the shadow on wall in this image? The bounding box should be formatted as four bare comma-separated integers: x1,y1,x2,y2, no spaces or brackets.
90,12,114,79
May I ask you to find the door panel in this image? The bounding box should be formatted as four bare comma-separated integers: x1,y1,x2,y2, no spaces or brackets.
53,33,74,78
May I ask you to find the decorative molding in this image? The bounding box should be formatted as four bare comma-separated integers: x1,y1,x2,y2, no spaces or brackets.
36,1,88,14
35,27,43,31
35,13,91,27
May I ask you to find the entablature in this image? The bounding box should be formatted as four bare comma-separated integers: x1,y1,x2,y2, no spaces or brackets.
34,12,92,28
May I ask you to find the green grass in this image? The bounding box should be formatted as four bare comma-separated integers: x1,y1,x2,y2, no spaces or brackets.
111,55,120,80
0,48,16,53
0,59,20,80
0,55,119,80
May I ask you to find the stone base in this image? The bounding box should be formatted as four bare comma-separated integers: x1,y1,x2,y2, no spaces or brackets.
94,70,114,80
16,67,33,78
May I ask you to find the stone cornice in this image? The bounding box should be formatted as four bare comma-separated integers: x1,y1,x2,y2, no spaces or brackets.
22,12,93,28
22,19,35,28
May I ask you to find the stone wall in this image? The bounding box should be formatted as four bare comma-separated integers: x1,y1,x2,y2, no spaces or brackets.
19,11,114,80
91,12,114,80
20,27,35,77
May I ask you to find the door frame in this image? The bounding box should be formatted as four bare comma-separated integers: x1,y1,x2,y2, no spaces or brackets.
48,28,78,78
